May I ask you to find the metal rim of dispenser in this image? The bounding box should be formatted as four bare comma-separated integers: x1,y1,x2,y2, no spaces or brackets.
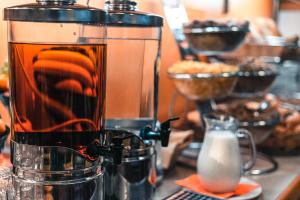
4,0,106,24
105,0,163,27
37,0,76,4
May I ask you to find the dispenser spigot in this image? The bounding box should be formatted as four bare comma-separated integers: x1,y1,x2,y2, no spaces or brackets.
87,138,124,165
139,117,179,147
110,136,125,165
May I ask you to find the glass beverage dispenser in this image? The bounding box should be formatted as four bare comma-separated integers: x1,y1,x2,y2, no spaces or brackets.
105,0,163,134
5,0,107,199
103,2,177,199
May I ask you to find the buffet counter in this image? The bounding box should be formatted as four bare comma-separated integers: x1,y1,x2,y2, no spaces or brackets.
155,156,300,200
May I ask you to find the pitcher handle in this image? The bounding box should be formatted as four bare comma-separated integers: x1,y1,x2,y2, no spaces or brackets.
237,129,257,171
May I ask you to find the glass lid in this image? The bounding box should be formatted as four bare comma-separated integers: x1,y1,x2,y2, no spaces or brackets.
4,0,107,24
105,0,163,27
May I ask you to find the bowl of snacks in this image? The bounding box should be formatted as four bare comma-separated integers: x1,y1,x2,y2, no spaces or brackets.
259,97,300,155
234,58,277,97
233,17,299,59
183,20,249,55
215,98,280,144
219,57,278,97
168,61,239,101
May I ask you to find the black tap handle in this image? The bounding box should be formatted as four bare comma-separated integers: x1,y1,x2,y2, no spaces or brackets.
161,117,180,131
160,117,179,147
86,141,105,158
110,137,124,165
139,117,179,147
111,143,123,165
86,138,124,165
111,136,124,146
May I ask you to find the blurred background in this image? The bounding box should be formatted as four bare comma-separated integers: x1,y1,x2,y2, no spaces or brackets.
0,0,299,121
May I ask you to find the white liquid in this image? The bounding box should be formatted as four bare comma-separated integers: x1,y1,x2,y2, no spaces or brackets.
197,130,242,193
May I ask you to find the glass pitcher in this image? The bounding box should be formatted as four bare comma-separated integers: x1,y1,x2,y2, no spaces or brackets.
197,114,256,193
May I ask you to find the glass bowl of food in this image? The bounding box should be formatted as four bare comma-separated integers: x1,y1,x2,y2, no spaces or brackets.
259,97,300,155
168,61,239,101
183,20,249,55
219,57,278,97
214,98,281,145
233,58,278,97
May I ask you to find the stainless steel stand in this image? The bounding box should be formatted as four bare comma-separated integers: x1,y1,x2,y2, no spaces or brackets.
11,141,103,200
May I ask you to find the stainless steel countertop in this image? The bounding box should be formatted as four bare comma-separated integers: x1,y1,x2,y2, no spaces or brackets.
154,156,300,200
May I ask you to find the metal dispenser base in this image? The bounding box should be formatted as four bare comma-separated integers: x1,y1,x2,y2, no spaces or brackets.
11,141,103,200
103,140,156,200
13,175,103,200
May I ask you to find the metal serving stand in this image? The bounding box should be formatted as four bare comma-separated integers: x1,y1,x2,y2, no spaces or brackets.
162,0,279,176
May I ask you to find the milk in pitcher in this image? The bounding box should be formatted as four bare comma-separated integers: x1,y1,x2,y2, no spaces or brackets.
197,130,242,193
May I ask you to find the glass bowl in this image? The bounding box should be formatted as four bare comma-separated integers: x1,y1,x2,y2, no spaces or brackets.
214,99,280,144
220,57,278,97
168,72,238,101
183,20,249,55
168,61,239,101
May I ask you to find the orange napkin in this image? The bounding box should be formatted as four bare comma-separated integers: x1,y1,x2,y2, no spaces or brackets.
175,174,259,199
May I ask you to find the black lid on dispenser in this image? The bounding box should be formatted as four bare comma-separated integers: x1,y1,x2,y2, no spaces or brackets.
4,0,107,24
105,0,163,27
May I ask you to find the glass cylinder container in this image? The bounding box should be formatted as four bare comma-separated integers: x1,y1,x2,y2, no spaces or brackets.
105,0,163,133
5,1,107,199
